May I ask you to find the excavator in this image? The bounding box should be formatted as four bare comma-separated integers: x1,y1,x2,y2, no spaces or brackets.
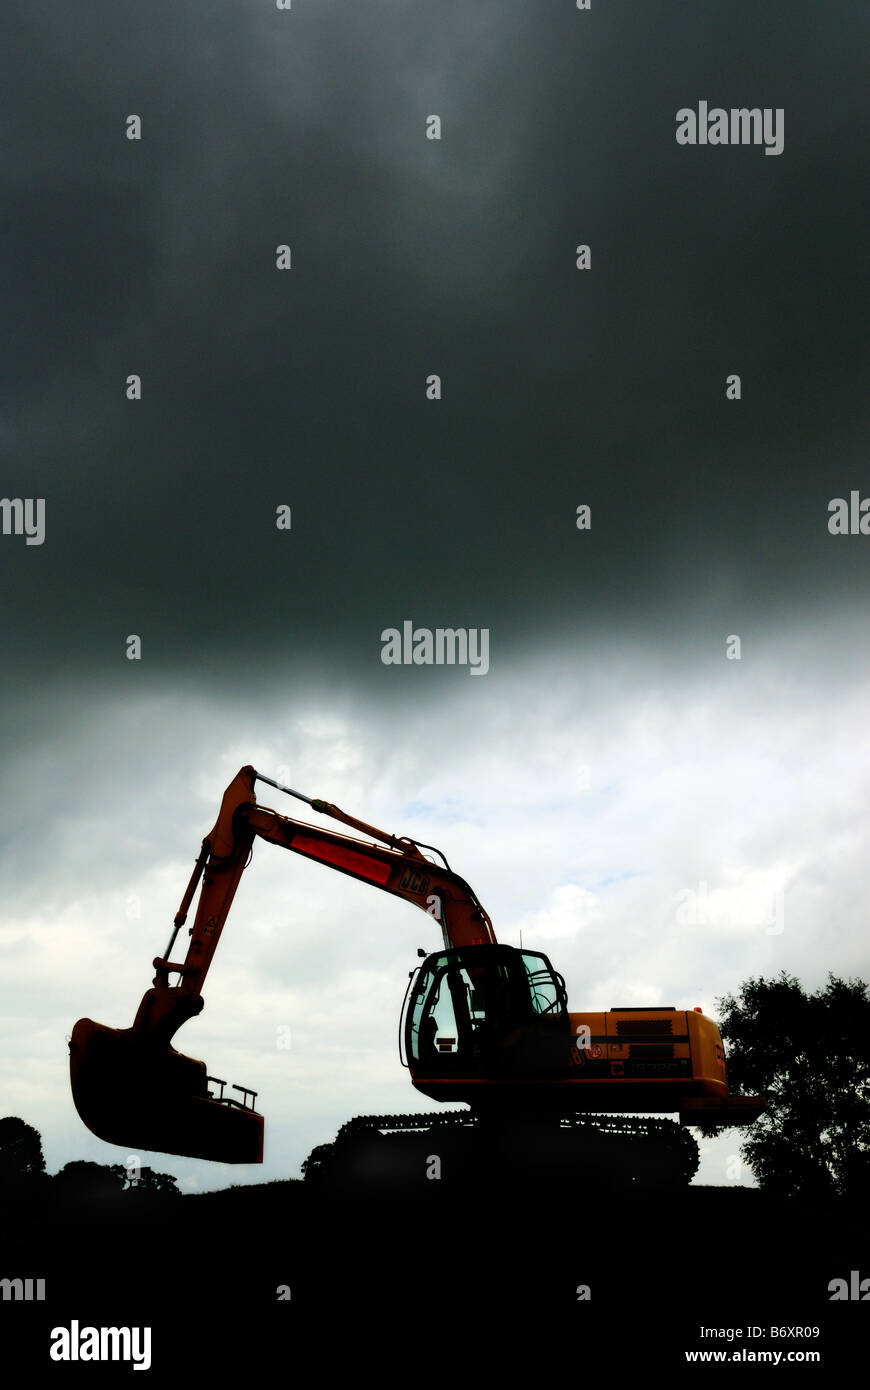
70,766,764,1188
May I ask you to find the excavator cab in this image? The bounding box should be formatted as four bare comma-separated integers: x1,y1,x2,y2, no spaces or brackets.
404,945,571,1096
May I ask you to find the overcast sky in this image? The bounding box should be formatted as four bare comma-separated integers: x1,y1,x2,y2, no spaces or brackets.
2,1,869,1191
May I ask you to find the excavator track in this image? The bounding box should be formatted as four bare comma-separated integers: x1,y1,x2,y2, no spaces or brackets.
302,1111,700,1190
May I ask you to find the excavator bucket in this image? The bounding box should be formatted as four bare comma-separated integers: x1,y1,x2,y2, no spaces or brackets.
69,1018,264,1164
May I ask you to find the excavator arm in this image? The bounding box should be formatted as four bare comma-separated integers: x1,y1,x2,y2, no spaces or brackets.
70,766,494,1164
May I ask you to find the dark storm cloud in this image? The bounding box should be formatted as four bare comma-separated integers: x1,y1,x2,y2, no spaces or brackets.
2,0,869,697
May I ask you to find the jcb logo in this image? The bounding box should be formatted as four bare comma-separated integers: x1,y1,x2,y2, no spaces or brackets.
400,868,429,896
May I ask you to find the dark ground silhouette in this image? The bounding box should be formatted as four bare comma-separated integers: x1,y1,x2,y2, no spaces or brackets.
3,1176,867,1375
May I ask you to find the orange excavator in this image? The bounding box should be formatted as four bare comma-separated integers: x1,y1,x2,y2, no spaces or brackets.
70,767,764,1187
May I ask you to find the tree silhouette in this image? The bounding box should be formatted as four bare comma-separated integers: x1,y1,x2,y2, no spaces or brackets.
0,1116,47,1190
716,971,870,1197
53,1160,127,1201
127,1165,180,1197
